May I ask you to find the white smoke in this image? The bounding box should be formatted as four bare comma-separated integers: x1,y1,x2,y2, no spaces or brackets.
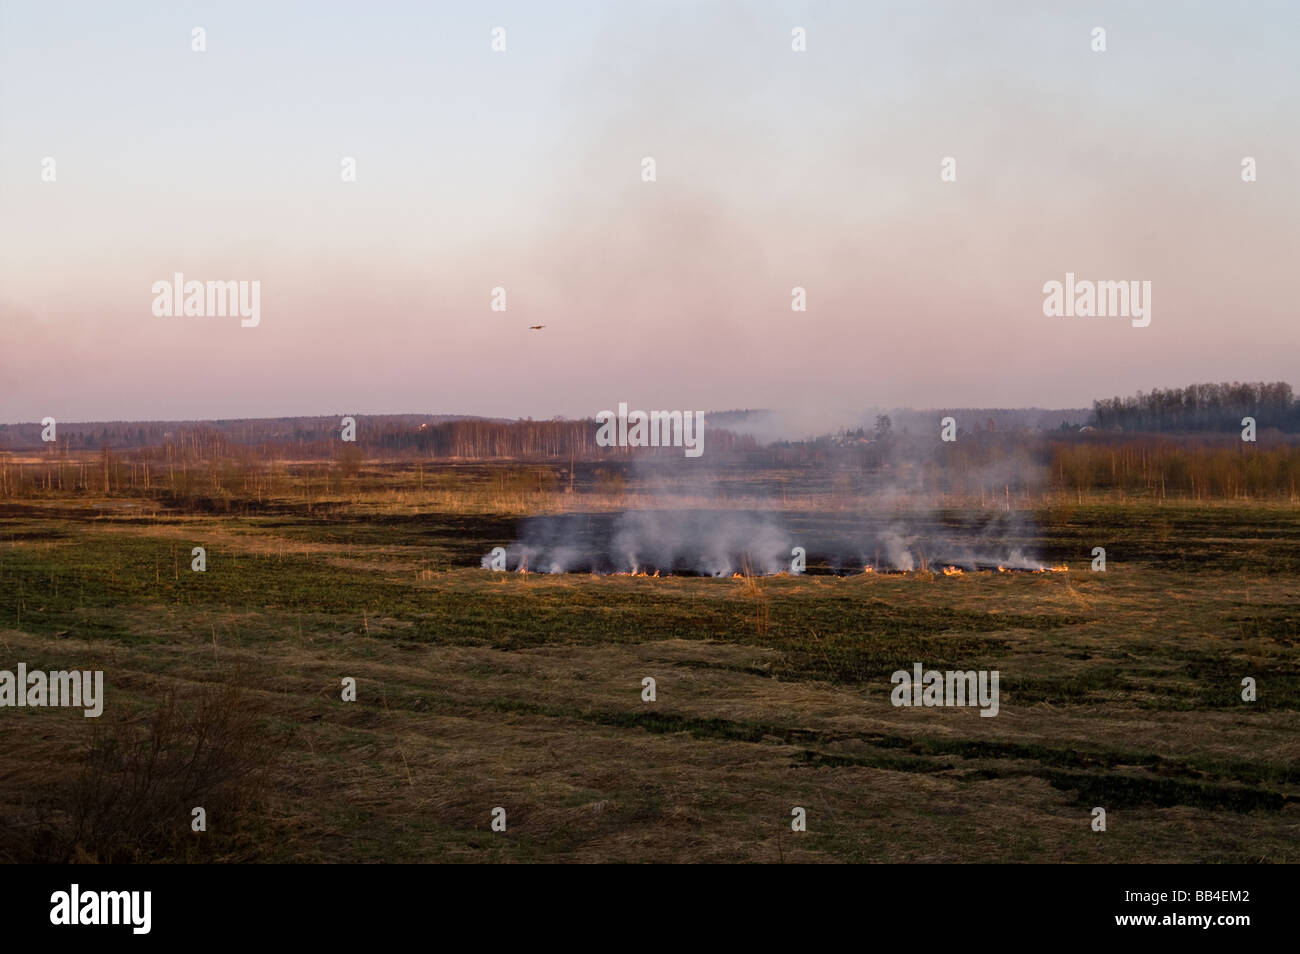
486,426,1054,575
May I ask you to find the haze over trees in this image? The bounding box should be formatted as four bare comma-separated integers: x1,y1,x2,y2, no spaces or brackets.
1092,382,1299,433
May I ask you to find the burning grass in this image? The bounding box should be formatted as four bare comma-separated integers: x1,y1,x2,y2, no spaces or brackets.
503,562,1072,579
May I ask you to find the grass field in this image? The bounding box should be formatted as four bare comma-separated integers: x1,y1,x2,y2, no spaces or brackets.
1,463,1297,863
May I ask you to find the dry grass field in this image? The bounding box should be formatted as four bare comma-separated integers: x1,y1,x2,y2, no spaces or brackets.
1,461,1296,863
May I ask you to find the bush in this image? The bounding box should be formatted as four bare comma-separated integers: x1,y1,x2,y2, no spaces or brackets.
17,683,271,863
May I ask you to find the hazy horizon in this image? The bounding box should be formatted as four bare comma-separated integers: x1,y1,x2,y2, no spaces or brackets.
0,403,1097,429
4,1,1298,423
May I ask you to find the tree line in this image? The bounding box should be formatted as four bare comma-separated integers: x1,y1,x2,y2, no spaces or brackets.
0,417,756,461
1092,382,1299,433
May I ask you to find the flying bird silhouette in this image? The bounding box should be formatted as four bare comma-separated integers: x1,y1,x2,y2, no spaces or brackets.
529,325,545,330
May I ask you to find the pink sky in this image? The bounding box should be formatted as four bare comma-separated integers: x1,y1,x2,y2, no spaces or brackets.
3,2,1297,423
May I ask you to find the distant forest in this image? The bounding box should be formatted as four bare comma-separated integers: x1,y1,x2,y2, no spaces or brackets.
1091,382,1299,433
0,416,755,459
1,381,1296,456
4,391,1300,499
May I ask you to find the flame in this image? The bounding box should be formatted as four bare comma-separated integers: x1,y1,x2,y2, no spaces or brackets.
594,569,675,577
549,563,1062,580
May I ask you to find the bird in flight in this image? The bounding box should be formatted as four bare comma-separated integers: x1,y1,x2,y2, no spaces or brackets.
529,325,545,330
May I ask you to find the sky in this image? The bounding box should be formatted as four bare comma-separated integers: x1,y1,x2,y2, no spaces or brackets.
2,0,1298,423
